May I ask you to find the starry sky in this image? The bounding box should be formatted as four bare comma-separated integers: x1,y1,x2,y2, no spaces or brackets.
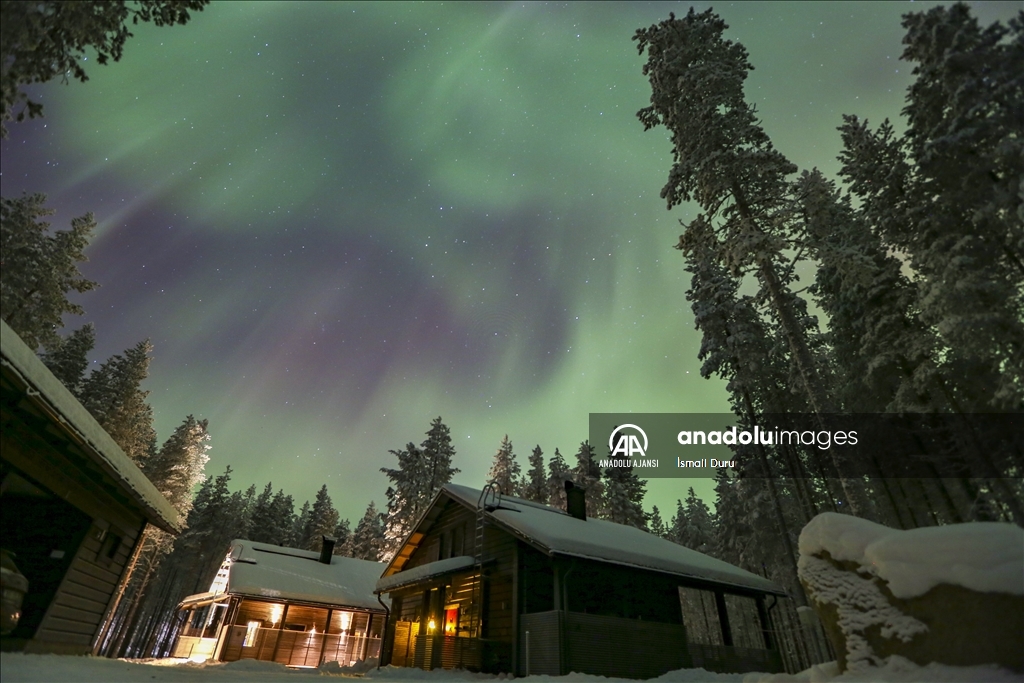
2,1,1018,522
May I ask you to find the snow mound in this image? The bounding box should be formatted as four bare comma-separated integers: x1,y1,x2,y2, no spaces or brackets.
362,665,503,679
320,657,379,674
798,553,928,669
218,658,291,672
798,513,1024,599
744,655,1022,682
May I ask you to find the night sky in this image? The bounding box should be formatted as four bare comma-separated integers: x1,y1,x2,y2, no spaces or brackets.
2,1,1018,522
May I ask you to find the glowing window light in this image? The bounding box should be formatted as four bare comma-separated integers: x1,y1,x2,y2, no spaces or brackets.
270,604,283,626
243,621,260,647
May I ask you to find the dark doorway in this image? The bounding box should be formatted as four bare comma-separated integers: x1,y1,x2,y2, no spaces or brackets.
0,468,93,640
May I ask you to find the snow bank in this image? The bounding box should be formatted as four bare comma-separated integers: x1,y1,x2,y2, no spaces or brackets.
798,512,1024,599
3,653,1022,682
744,656,1023,682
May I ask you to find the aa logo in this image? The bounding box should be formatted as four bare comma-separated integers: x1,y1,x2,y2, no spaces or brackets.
609,424,648,458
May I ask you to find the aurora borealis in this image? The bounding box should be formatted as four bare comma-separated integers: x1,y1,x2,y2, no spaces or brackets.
2,1,1018,521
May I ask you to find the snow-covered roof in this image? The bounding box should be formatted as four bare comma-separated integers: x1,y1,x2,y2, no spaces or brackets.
223,539,388,611
0,319,181,533
405,484,783,596
375,556,475,594
799,512,1024,599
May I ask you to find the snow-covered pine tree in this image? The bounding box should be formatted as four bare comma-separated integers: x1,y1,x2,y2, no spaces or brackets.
421,416,459,503
571,441,604,518
143,415,210,519
291,500,312,549
39,322,94,396
667,499,686,545
487,434,521,495
521,445,548,503
602,461,648,529
679,487,714,554
635,9,834,418
267,489,296,546
79,339,158,467
0,193,97,350
381,441,425,561
897,4,1023,411
333,518,351,555
649,505,667,538
350,501,385,561
246,483,276,543
302,485,340,552
381,418,460,561
546,448,569,511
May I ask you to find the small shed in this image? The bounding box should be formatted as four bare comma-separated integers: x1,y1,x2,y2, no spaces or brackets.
376,483,787,678
0,319,181,654
173,539,387,668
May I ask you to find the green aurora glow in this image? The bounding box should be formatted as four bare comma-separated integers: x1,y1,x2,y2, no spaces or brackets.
2,1,1018,520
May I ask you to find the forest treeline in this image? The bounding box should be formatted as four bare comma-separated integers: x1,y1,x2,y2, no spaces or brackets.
631,1,1023,600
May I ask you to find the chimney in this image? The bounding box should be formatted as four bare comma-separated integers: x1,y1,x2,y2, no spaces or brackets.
565,480,586,521
319,535,336,564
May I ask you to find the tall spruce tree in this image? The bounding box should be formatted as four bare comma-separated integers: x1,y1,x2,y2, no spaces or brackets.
349,501,385,561
421,416,459,503
521,445,548,503
246,483,276,544
267,489,296,547
302,485,340,552
291,500,312,549
546,448,570,511
602,461,648,529
635,9,834,417
143,415,210,518
0,193,97,350
667,499,686,545
80,339,157,466
571,441,604,518
679,488,714,554
649,505,668,538
487,435,521,495
39,323,95,396
333,518,352,555
381,418,460,561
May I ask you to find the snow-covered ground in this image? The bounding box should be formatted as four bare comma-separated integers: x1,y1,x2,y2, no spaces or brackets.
1,654,1020,683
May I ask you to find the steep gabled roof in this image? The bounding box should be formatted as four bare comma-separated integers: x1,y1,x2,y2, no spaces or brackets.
223,539,387,610
382,483,783,596
0,319,180,533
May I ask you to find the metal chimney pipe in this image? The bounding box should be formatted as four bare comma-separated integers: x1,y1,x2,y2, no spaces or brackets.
564,480,586,521
319,535,336,564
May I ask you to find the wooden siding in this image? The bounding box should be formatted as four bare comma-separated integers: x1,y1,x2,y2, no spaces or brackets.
519,611,563,676
31,518,142,651
404,500,475,570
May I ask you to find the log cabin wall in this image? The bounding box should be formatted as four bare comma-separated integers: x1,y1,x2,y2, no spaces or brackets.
0,393,147,655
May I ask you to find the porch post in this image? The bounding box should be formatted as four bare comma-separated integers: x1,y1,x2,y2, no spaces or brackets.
268,603,290,663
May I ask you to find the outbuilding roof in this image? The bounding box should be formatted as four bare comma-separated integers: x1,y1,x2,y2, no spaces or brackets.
383,483,783,596
219,539,388,611
0,319,180,533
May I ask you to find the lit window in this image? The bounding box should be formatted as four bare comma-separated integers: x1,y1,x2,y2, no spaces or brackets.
243,621,260,647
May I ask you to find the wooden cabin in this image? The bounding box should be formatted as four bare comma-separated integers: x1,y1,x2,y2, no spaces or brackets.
0,320,181,654
173,539,387,667
375,483,787,678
